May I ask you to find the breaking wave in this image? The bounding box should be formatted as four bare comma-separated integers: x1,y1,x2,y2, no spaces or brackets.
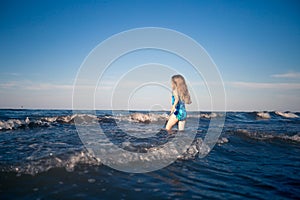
1,110,299,131
0,117,50,130
275,111,299,118
0,114,99,131
0,112,226,131
250,111,299,120
0,137,226,175
256,112,271,119
234,129,300,143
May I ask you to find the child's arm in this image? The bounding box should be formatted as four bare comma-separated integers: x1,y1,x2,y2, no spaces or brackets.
171,90,179,113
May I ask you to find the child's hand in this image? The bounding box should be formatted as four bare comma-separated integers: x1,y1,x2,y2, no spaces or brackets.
170,106,175,114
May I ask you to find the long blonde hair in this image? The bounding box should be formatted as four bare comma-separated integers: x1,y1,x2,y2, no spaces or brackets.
171,74,192,104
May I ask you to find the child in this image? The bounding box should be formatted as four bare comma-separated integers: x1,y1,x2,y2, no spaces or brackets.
165,74,192,131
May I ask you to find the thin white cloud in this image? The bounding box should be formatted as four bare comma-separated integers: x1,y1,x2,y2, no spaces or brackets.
0,81,74,91
271,72,300,78
3,80,299,91
25,83,73,90
0,72,21,76
0,81,18,89
229,81,300,90
8,73,21,76
0,80,150,91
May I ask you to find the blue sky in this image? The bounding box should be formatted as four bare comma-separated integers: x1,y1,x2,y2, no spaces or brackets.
0,0,300,111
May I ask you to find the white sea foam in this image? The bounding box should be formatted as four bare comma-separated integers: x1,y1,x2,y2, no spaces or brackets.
0,114,99,130
3,137,212,175
217,137,229,144
41,114,99,124
200,113,218,119
7,150,102,175
275,111,299,118
188,112,221,119
0,112,225,131
281,134,300,142
0,119,23,130
129,112,222,122
128,113,168,123
256,112,271,119
236,129,300,143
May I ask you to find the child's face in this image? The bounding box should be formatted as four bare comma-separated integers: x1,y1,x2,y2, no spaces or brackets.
171,81,176,90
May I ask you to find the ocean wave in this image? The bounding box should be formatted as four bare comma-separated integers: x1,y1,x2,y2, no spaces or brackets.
1,150,101,175
200,113,219,119
256,112,271,119
188,112,222,119
1,112,222,131
128,113,168,123
0,138,213,175
280,134,300,142
118,112,223,122
235,129,300,143
246,111,299,120
275,111,299,118
127,112,224,121
0,114,100,131
0,117,50,130
217,137,229,144
41,114,99,124
0,119,24,130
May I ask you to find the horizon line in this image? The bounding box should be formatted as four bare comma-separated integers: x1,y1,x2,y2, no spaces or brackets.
0,107,299,113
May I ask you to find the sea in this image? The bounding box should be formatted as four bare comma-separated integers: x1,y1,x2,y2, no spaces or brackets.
0,109,299,199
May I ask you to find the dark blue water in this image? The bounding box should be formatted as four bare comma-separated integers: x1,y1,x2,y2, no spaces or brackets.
0,109,299,199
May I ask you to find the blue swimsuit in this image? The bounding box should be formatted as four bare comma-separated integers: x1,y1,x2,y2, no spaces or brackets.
172,92,187,121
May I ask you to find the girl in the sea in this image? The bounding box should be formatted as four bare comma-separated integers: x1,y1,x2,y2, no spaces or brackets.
165,74,192,131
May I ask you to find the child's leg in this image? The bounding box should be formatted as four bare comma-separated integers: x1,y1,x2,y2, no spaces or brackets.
178,120,186,131
165,114,179,131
